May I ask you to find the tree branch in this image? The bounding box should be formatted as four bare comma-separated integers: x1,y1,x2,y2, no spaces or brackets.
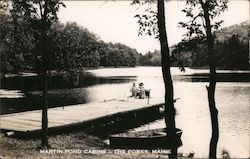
198,0,205,8
39,1,43,19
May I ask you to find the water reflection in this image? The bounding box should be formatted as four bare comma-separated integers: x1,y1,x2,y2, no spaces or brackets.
1,67,250,115
1,74,136,114
87,67,250,158
0,67,250,158
130,82,250,158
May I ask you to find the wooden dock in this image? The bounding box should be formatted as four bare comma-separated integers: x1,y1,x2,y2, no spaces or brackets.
0,98,164,134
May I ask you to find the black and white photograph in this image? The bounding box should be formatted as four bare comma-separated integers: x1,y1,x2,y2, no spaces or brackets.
0,0,249,158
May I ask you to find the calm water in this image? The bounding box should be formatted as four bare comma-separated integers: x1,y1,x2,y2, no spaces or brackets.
87,67,250,158
1,66,249,158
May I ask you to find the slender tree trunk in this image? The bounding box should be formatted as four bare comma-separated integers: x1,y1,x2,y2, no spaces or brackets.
157,0,177,158
41,28,49,148
41,15,49,149
203,2,219,158
41,69,49,148
40,1,50,148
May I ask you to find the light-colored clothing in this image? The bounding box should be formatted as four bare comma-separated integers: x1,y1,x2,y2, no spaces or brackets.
138,86,145,99
130,85,138,97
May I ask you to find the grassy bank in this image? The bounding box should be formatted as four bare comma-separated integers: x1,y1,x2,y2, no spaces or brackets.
0,131,176,159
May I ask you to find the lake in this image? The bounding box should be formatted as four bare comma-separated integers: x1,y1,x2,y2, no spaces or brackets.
1,66,249,158
87,67,250,158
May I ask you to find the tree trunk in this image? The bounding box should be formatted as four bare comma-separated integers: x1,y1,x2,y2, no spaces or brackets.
157,0,177,158
41,69,49,148
41,26,50,148
40,1,50,148
203,2,219,158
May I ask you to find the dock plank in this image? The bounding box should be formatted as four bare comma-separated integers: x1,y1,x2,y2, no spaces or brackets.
0,98,164,133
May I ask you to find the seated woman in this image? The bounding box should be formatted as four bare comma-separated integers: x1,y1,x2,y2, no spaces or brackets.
130,83,138,98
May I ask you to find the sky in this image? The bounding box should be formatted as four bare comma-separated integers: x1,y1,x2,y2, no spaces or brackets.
58,1,249,54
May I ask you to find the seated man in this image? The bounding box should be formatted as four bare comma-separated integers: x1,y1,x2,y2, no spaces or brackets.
138,82,145,99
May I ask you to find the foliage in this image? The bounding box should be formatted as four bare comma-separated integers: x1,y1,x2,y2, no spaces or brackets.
0,0,9,10
0,12,13,74
49,22,101,71
1,9,140,75
179,0,228,41
215,34,249,69
0,0,66,75
139,50,161,66
132,0,158,38
179,1,229,158
172,21,250,69
2,6,248,75
176,0,228,65
0,4,35,74
215,21,249,43
102,43,139,67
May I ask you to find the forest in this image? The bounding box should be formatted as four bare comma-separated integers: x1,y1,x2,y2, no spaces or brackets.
1,10,249,76
141,21,250,70
0,10,140,75
171,21,249,70
1,1,249,158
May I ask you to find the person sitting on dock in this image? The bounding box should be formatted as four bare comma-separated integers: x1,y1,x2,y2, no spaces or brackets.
130,83,138,98
138,82,145,99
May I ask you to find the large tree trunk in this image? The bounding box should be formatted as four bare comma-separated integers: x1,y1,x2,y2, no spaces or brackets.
203,1,219,158
157,0,177,158
41,69,49,148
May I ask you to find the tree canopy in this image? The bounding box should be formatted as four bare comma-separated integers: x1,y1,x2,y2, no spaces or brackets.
0,10,141,76
172,21,250,69
1,1,248,76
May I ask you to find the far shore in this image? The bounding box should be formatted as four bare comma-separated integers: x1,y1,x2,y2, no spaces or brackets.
1,66,250,78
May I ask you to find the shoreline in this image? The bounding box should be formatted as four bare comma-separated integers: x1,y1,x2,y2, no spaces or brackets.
1,66,250,78
0,131,188,159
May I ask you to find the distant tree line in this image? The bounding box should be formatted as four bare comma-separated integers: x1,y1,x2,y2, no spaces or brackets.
130,22,250,70
171,21,250,70
100,42,139,67
139,50,161,66
0,11,140,75
1,9,249,75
